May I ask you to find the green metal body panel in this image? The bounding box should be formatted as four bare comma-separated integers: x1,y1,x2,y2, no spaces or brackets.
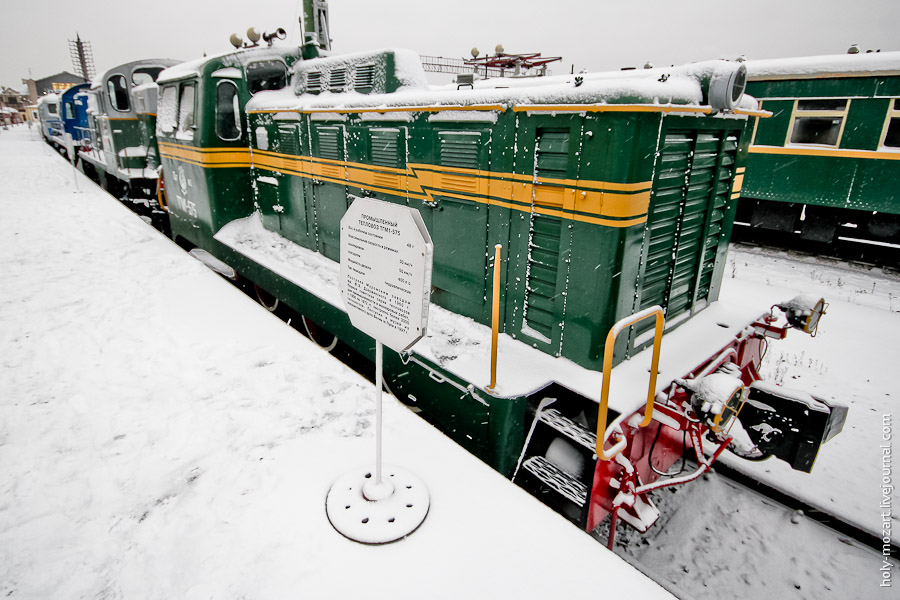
743,74,900,215
138,114,160,170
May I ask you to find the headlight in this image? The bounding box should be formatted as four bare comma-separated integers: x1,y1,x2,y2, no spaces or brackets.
708,63,747,111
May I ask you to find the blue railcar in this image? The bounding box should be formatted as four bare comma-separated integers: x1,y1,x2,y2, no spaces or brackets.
59,83,90,144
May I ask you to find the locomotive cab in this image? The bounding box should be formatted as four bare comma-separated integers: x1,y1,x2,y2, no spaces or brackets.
78,59,180,198
156,44,302,253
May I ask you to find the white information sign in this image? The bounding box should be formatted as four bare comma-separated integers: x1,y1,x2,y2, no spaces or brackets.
339,197,433,353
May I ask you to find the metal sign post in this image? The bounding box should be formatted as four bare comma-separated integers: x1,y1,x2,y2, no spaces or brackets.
65,133,80,193
326,197,433,544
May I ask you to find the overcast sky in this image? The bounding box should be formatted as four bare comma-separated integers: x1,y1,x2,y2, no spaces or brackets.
3,0,898,87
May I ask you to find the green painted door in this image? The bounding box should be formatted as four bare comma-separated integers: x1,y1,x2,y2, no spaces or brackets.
312,124,348,261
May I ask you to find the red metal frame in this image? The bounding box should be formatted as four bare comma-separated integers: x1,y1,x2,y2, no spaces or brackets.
586,313,792,543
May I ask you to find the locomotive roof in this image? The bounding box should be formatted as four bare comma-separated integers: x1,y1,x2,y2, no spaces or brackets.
59,83,89,102
92,58,181,88
248,53,757,114
157,46,301,83
745,51,900,80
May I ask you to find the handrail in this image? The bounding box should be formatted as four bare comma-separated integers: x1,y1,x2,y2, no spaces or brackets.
486,244,502,393
595,306,665,461
156,166,169,212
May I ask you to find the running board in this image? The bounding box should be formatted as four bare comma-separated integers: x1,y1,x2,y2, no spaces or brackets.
522,456,588,506
538,408,597,451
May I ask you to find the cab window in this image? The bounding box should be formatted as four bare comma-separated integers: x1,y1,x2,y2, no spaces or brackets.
215,81,241,141
107,74,130,112
132,67,164,86
176,83,196,140
158,85,178,134
247,60,288,95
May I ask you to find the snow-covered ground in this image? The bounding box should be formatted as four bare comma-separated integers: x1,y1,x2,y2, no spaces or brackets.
2,124,896,599
720,246,900,546
0,126,671,598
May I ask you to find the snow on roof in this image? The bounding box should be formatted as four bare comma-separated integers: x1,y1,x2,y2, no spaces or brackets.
745,51,900,80
292,47,429,91
96,58,181,83
248,56,755,113
157,46,298,83
36,93,58,105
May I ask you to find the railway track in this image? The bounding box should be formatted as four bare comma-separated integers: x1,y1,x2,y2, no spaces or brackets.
732,224,900,274
594,461,894,599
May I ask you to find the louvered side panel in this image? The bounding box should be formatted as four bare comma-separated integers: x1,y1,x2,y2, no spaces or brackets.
438,132,480,193
666,132,720,318
523,215,562,340
370,128,401,189
278,125,298,156
354,64,375,93
696,135,738,300
523,130,569,343
640,132,692,312
316,126,343,179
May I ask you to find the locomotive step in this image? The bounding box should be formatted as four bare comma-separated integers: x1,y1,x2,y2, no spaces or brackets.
538,408,597,451
522,456,588,506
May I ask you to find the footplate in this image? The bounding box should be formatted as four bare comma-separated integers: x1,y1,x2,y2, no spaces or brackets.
522,456,588,506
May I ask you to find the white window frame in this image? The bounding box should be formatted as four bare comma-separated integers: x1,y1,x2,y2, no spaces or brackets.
879,98,900,152
785,98,850,148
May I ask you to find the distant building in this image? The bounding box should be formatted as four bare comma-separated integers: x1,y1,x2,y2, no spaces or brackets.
22,71,87,102
0,85,29,124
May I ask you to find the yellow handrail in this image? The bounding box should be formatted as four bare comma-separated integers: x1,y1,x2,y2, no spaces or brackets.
596,306,665,461
156,166,169,212
486,244,502,392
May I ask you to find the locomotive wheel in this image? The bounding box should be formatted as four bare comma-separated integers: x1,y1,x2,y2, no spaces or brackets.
253,283,280,312
300,315,338,352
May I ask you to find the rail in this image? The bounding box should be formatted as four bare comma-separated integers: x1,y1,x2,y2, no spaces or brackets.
595,306,665,461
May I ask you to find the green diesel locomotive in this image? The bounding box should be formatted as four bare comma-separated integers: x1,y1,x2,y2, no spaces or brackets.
151,23,844,544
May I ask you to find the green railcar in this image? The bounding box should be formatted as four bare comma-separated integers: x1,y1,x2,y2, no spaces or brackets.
156,41,842,539
739,51,900,250
78,59,179,200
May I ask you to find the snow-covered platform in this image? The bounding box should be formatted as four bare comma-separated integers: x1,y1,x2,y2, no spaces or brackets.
0,127,674,597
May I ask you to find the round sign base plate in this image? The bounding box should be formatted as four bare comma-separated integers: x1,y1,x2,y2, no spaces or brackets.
326,465,429,544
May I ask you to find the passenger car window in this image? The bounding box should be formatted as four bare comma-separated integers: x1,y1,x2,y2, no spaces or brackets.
247,60,288,95
881,98,900,149
215,81,241,141
107,74,130,112
788,98,848,147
